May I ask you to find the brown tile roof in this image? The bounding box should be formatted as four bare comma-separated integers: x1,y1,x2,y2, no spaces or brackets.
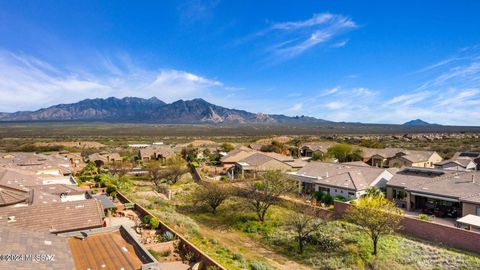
262,152,295,162
0,199,104,233
388,168,480,202
0,226,75,270
238,153,275,166
293,162,389,191
0,185,29,207
220,148,256,163
66,226,158,270
300,142,335,152
139,145,175,159
361,148,404,159
398,150,436,163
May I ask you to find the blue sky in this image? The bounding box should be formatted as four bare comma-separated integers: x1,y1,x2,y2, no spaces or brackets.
0,1,480,125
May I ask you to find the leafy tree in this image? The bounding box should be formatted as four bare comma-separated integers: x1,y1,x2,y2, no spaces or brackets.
364,187,384,198
345,196,403,255
194,183,231,213
146,160,167,190
79,161,98,176
181,146,198,162
220,143,234,152
287,206,326,254
289,137,304,158
164,156,188,184
245,170,296,222
327,144,363,162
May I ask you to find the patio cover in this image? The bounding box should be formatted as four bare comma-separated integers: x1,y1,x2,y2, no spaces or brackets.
456,214,480,228
94,194,116,209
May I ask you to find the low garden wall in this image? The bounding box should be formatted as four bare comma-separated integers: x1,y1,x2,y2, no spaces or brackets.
333,201,480,255
116,192,227,270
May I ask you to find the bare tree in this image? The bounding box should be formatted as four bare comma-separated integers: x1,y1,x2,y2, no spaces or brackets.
287,206,326,254
245,170,296,222
194,183,231,214
109,162,132,177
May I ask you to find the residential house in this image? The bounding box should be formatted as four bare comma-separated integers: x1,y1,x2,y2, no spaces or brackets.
452,152,480,170
388,150,443,168
386,167,480,218
233,152,294,178
139,145,176,162
290,162,396,200
361,148,404,167
299,142,335,158
435,157,477,171
220,146,256,167
0,152,74,176
87,152,122,166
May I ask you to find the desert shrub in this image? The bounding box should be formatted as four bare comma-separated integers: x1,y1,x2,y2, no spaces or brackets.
148,249,161,260
417,214,432,221
162,231,175,241
322,193,333,205
149,217,160,229
143,215,152,224
333,195,348,202
249,261,272,270
160,250,172,257
184,251,196,263
308,232,340,252
312,191,324,202
232,253,243,261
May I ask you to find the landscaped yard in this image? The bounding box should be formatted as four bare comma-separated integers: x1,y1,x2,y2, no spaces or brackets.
120,176,480,270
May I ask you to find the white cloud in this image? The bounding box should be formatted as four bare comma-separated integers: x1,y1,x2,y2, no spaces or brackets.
385,91,431,106
144,70,222,102
259,13,357,60
325,101,346,110
287,103,303,112
0,51,227,112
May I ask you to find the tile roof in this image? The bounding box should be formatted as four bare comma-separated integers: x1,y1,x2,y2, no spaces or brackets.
300,142,335,152
139,145,175,159
220,148,256,163
66,226,158,270
0,199,104,233
292,162,389,191
0,226,75,270
238,153,275,166
0,185,29,207
388,168,480,203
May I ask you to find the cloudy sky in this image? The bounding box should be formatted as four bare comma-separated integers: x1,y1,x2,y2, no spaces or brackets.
0,1,480,125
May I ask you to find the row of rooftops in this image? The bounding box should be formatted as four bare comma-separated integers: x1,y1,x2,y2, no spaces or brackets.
0,152,159,270
292,160,480,204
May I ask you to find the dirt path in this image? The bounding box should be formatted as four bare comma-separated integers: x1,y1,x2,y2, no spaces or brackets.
197,224,311,270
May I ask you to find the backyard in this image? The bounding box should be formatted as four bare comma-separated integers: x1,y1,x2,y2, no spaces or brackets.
118,175,480,270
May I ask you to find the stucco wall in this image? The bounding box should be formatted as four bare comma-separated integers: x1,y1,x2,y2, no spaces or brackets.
463,202,480,216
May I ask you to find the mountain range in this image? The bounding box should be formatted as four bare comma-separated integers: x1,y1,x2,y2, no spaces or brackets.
0,97,331,124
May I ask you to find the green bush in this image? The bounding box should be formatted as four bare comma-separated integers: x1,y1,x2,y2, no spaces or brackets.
312,191,324,201
160,250,172,257
162,231,175,241
333,195,347,202
149,217,160,229
417,214,432,221
249,261,272,270
322,193,333,205
232,253,243,261
143,215,152,224
308,232,340,252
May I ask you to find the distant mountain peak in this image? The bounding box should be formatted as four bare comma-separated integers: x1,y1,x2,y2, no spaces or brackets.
0,97,330,124
403,119,436,126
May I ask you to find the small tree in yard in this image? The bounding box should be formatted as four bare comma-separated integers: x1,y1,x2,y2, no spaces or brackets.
146,161,168,191
345,196,403,255
287,206,326,254
246,170,296,222
164,156,188,184
194,183,231,214
365,187,384,198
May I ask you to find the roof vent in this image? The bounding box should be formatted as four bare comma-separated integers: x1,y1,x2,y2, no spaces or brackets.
7,216,16,222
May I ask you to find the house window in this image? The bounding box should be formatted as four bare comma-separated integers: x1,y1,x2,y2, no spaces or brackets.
340,190,343,193
334,189,337,192
348,192,354,197
393,189,406,200
477,207,480,216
